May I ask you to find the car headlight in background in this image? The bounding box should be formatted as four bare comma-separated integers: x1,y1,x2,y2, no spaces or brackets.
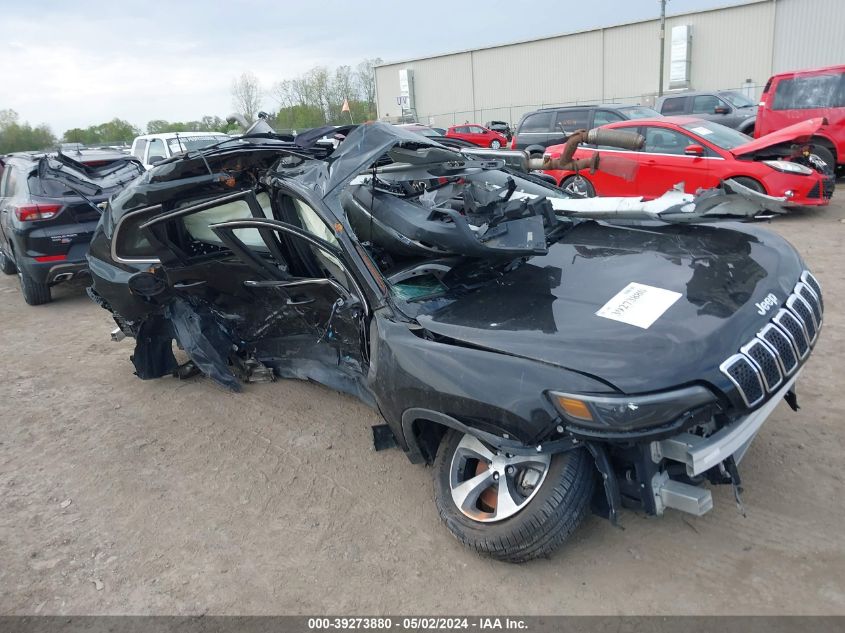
548,385,717,431
762,160,814,175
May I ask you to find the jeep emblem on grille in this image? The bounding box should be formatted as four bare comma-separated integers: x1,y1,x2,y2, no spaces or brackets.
756,293,778,315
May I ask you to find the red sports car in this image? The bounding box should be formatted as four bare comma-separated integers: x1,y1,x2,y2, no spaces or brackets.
542,117,834,206
445,124,509,148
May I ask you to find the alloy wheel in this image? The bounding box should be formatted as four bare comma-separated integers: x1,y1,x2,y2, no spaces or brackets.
448,433,551,523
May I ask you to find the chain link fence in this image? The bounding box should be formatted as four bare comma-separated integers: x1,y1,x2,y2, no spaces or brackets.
383,84,766,129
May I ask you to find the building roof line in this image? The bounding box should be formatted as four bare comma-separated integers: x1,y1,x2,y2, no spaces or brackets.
375,0,768,68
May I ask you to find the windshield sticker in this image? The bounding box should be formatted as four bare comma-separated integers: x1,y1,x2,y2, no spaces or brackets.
690,126,713,136
596,282,682,329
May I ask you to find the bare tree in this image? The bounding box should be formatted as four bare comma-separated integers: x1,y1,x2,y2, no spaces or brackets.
231,71,263,123
355,58,382,112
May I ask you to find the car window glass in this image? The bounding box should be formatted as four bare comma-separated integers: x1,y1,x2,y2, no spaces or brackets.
147,138,166,161
181,192,273,251
618,106,661,119
643,127,693,155
518,112,553,133
470,126,485,134
132,139,148,160
692,95,722,113
773,74,842,110
722,91,755,108
554,109,589,133
0,166,10,197
116,192,273,259
660,97,686,114
272,194,348,288
680,120,749,150
2,166,19,197
593,110,625,127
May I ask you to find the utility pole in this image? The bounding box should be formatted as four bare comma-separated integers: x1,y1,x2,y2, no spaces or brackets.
658,0,667,96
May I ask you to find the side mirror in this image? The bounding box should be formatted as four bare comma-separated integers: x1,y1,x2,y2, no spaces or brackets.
714,106,730,114
148,155,166,164
685,144,705,156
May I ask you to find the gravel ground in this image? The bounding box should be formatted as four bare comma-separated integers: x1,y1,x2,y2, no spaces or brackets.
0,196,843,615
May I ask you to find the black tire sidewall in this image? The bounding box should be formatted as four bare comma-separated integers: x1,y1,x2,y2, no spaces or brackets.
433,430,594,559
0,248,16,275
809,145,835,175
732,176,765,194
18,262,51,305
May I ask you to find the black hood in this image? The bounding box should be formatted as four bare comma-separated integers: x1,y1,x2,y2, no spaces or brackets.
416,221,805,394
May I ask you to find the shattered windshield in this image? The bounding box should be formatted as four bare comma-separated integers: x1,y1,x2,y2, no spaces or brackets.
324,126,573,307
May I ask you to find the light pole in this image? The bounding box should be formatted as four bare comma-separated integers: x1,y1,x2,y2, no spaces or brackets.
658,0,667,97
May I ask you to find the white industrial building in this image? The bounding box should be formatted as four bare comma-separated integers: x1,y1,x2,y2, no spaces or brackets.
375,0,845,127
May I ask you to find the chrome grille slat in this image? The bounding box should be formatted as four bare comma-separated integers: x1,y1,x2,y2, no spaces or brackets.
757,323,798,375
721,271,821,408
720,355,764,408
795,283,822,328
774,309,810,358
741,339,783,393
786,295,817,344
801,271,823,311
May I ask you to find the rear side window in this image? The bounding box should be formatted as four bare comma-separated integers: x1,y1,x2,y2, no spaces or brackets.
0,166,20,197
518,112,554,133
555,109,589,133
132,139,148,161
147,138,166,162
660,97,687,114
115,192,273,260
773,73,845,110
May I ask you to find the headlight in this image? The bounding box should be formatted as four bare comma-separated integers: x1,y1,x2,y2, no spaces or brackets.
548,386,716,431
762,160,813,175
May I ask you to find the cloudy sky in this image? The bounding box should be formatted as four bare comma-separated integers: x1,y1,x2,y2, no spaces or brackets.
5,0,742,135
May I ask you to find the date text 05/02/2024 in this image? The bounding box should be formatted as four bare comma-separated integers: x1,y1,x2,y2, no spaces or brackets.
307,617,528,630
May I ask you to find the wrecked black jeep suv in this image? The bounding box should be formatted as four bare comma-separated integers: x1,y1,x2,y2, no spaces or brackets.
86,123,823,562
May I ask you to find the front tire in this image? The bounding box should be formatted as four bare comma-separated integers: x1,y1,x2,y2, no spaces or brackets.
490,140,502,149
809,145,835,176
731,176,766,194
433,430,594,563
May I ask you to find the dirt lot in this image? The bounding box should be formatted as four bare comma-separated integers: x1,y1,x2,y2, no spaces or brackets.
0,197,843,616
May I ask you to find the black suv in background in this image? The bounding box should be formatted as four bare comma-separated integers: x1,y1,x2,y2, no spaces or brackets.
511,103,660,154
0,149,143,304
655,90,758,134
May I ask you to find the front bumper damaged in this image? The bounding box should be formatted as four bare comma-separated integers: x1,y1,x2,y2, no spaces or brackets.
653,372,800,479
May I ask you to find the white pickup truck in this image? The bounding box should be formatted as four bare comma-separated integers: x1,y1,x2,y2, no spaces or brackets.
129,132,230,169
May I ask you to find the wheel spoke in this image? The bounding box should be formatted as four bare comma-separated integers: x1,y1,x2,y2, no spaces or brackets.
451,470,495,511
504,453,552,467
456,434,495,463
495,476,521,518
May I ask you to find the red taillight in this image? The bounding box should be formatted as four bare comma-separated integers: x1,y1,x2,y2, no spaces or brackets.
14,204,62,222
34,254,67,263
510,135,517,149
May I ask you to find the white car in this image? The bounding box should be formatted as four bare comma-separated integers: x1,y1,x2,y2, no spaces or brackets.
130,132,230,169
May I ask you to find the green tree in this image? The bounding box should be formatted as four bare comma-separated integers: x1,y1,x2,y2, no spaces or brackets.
61,118,140,145
0,110,56,153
